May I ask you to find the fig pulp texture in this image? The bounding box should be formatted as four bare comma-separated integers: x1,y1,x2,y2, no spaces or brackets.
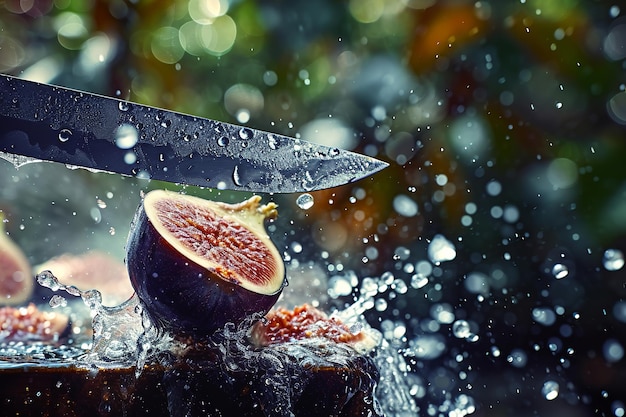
0,303,68,342
252,304,379,354
126,190,285,337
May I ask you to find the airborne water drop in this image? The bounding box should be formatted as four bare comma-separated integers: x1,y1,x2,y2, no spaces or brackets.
603,249,625,271
428,234,457,264
551,263,569,279
542,380,560,400
296,193,314,210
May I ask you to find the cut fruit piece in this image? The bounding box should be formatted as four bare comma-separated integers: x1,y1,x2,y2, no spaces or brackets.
251,304,379,354
126,190,286,337
0,215,33,306
0,303,69,342
35,251,133,306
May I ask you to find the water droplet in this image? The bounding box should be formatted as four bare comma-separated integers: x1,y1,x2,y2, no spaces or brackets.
507,349,528,368
97,199,107,209
160,119,171,128
375,298,388,312
609,5,621,18
49,294,68,308
542,380,560,400
239,127,253,140
136,170,150,180
464,272,489,294
431,303,455,324
81,289,103,310
329,148,341,157
532,307,557,326
217,136,229,147
268,134,279,150
290,241,303,254
393,278,408,294
604,339,625,363
428,234,457,264
118,101,130,111
115,123,139,149
58,128,72,143
486,180,502,196
603,249,625,271
296,193,314,210
327,275,354,298
452,320,472,339
124,151,137,165
236,109,250,124
37,271,61,291
393,194,419,217
551,263,569,279
613,301,626,323
410,273,429,289
406,334,446,359
381,271,395,286
232,165,242,186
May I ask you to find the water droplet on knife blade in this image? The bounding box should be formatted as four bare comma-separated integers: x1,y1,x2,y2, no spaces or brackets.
58,128,72,142
268,134,279,150
239,127,252,140
232,165,242,186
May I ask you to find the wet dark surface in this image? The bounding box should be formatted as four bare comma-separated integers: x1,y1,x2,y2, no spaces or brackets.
0,340,380,417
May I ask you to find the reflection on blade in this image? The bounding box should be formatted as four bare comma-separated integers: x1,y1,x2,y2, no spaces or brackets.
0,75,388,193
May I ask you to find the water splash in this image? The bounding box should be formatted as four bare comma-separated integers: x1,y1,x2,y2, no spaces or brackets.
35,270,168,369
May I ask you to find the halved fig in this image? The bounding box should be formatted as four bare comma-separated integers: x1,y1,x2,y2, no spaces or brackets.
35,251,133,306
0,215,33,306
126,190,286,337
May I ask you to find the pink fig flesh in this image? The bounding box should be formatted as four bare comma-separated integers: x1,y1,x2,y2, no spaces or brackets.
0,221,33,306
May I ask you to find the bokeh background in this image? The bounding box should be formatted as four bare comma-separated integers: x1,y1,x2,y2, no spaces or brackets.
2,0,626,416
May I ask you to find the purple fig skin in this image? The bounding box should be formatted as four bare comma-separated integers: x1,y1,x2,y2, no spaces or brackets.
125,193,285,337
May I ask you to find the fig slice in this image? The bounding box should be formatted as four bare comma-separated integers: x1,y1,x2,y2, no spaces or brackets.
0,303,69,342
251,304,379,354
0,214,33,306
126,190,286,337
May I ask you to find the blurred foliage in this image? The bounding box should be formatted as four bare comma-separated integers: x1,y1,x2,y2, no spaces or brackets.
2,0,626,415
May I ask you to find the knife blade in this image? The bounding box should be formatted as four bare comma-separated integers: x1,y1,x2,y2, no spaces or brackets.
0,75,387,193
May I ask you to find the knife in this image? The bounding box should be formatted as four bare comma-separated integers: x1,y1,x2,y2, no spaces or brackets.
0,75,387,193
